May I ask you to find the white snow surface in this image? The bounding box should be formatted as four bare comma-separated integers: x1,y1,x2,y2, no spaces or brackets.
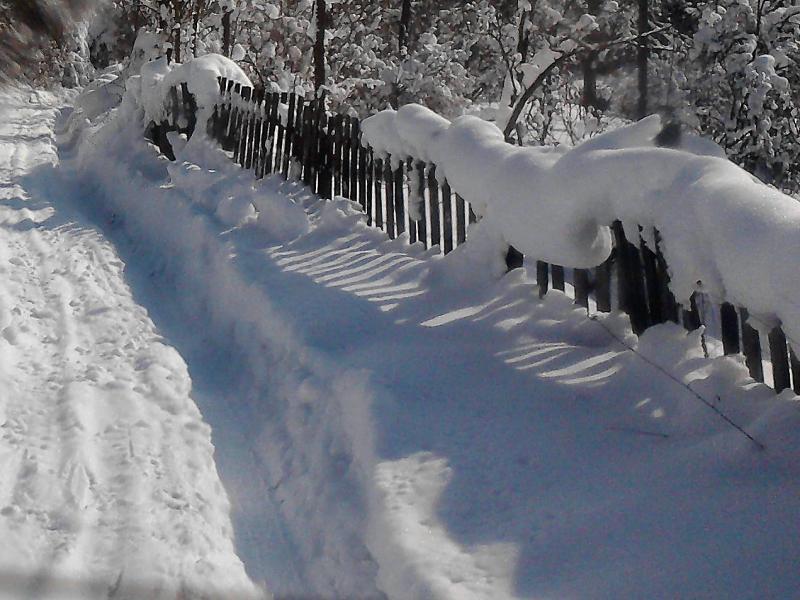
47,74,800,599
0,87,264,598
361,105,800,345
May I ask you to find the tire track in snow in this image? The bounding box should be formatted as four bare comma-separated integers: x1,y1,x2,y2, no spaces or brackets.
0,88,263,599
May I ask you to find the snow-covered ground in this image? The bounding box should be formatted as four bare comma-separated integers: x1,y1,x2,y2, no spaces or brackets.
3,68,800,599
42,68,800,600
0,88,262,599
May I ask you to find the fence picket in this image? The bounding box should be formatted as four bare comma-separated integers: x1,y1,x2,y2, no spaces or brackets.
455,194,467,246
427,165,441,250
612,222,649,335
720,302,741,355
384,160,396,238
551,265,565,291
235,86,252,165
373,157,384,230
790,345,800,394
407,160,418,245
341,117,351,198
574,269,590,309
350,118,360,206
358,131,368,210
365,149,374,225
441,181,453,254
536,261,549,297
394,162,406,238
416,161,427,247
739,308,764,382
769,327,791,392
594,260,612,312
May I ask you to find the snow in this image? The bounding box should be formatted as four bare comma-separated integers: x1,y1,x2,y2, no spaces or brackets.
47,72,800,599
361,105,800,346
0,87,264,598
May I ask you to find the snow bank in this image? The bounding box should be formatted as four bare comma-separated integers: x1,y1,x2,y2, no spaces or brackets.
362,106,800,343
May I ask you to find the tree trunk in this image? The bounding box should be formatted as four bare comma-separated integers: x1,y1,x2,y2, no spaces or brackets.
399,0,412,53
314,0,327,92
221,8,233,57
637,0,649,119
581,0,601,109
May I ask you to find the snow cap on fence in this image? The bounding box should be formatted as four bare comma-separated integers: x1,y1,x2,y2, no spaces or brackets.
132,52,252,132
361,103,800,344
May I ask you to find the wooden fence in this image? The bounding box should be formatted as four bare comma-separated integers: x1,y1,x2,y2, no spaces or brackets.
146,76,800,396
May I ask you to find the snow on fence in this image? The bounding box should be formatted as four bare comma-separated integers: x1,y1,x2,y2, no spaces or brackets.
146,76,800,397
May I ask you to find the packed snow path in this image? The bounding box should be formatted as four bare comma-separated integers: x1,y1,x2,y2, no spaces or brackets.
59,75,800,600
0,89,261,599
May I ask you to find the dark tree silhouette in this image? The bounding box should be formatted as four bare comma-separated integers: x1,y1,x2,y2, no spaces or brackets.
0,0,93,80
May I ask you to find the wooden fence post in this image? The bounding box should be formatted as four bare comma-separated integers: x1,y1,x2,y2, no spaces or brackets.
738,308,764,382
365,149,374,225
441,180,453,254
373,156,384,230
536,261,549,297
407,160,418,245
768,326,791,392
246,88,262,170
341,117,351,198
264,92,280,176
291,96,306,179
551,265,565,291
594,260,612,313
301,98,315,188
455,194,467,247
640,233,664,324
224,81,240,151
427,165,441,250
331,114,342,197
504,247,524,271
416,161,428,247
394,161,406,238
181,82,197,137
350,118,361,206
212,77,227,142
720,302,740,355
612,221,649,335
358,128,368,211
574,269,590,309
281,93,295,177
790,345,800,394
384,159,396,238
234,86,252,165
654,230,680,323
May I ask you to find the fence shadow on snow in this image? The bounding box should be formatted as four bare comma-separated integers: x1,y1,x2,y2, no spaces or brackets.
145,77,800,397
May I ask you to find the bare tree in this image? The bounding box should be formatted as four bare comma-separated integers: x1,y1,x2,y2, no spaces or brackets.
314,0,327,92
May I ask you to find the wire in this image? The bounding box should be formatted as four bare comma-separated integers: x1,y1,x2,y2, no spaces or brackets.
587,314,766,451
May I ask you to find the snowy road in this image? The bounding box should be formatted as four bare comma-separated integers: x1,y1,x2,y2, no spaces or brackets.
0,89,261,599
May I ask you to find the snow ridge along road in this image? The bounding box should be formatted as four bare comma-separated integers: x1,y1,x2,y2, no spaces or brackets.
0,88,263,599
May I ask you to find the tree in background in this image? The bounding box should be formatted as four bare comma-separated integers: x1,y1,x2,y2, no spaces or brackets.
0,0,95,83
